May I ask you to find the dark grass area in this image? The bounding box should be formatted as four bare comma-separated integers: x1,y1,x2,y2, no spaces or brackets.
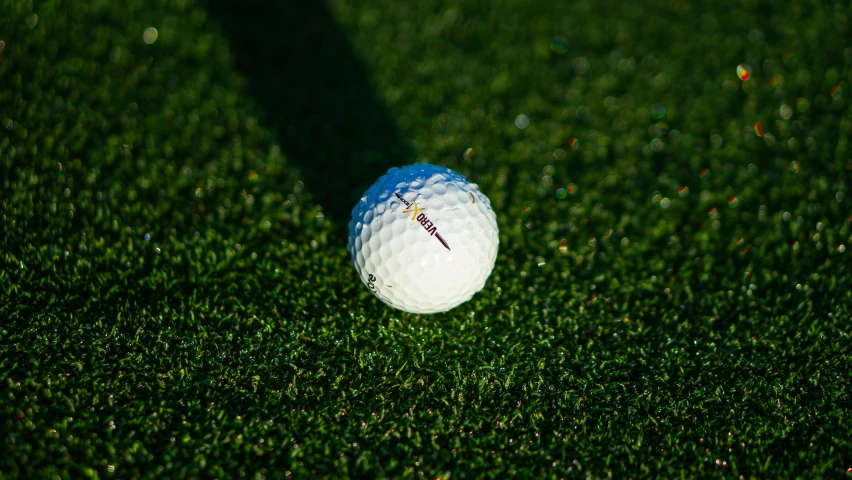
2,0,851,478
205,0,412,228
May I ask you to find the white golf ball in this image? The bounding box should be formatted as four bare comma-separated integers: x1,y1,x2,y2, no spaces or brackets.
348,163,499,314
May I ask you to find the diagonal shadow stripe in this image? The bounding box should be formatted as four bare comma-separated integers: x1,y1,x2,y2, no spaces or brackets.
205,0,412,231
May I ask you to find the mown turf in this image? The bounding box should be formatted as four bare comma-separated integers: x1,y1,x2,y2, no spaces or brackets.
2,0,851,478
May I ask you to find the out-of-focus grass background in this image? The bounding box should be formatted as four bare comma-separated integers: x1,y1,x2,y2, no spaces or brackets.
2,0,851,477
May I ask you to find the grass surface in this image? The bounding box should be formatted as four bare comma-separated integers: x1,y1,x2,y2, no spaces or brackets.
2,0,852,478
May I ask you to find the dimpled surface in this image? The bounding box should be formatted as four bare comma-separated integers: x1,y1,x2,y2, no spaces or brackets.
348,164,499,313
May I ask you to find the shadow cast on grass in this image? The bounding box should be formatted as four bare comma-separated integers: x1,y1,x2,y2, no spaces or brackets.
206,0,411,231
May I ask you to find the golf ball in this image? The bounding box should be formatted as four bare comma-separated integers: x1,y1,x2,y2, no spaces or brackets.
348,163,499,314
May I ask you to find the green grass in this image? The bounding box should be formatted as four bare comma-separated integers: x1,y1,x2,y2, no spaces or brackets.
2,0,851,478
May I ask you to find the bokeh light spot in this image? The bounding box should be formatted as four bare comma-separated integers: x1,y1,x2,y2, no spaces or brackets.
514,114,529,129
748,163,758,175
143,27,159,45
736,64,750,81
550,36,569,54
765,74,783,89
573,57,589,75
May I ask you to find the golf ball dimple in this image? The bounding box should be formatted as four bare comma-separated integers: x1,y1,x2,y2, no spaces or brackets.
348,163,499,314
